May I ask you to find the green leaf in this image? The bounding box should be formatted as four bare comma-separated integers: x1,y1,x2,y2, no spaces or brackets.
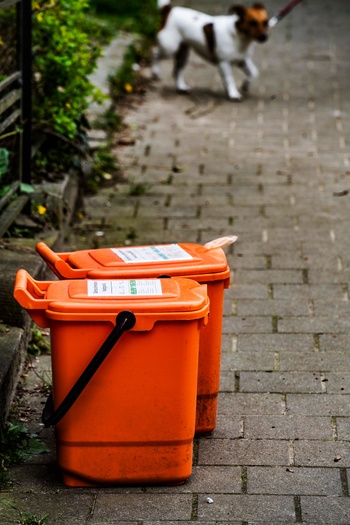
27,438,48,456
0,148,9,178
20,183,35,194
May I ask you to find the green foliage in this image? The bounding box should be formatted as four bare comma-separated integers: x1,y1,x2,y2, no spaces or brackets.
0,148,10,180
32,0,103,139
90,0,159,40
28,328,51,356
1,502,48,525
0,420,47,488
108,41,149,99
128,181,150,196
96,108,125,133
1,0,157,197
83,146,122,194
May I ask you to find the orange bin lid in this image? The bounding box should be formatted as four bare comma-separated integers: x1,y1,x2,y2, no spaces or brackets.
14,270,209,329
36,238,233,283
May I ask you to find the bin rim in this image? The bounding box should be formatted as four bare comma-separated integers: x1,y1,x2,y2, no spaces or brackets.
36,241,230,281
14,270,210,329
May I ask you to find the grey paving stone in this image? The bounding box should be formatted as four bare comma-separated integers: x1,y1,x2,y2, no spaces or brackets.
287,394,350,416
167,217,230,231
324,374,350,394
170,194,229,207
228,254,267,270
222,316,273,334
278,316,350,334
235,269,304,284
233,217,293,231
244,416,333,441
237,241,302,256
240,371,323,393
197,494,295,522
93,494,192,521
236,298,310,317
237,333,315,352
198,439,289,466
0,493,92,524
220,351,276,372
228,206,264,218
294,441,350,467
247,466,342,496
209,414,242,439
183,465,241,493
280,352,350,372
143,466,242,494
273,283,346,301
221,333,237,352
319,334,350,352
227,284,270,300
271,255,309,269
91,522,137,525
219,393,283,415
336,418,350,441
308,269,350,285
313,300,350,317
300,496,350,524
145,523,217,525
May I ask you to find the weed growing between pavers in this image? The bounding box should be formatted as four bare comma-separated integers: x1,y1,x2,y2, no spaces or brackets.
1,501,48,525
128,182,150,196
0,420,47,488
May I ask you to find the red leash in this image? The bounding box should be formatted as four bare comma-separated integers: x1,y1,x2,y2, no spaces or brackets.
269,0,304,27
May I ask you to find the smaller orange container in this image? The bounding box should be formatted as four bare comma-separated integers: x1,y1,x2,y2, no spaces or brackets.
36,238,234,434
14,270,209,486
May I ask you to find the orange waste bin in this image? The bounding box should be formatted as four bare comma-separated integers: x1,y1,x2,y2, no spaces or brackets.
14,270,209,486
36,237,235,434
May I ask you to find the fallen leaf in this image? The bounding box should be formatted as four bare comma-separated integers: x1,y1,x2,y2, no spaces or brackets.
118,137,136,146
333,190,349,197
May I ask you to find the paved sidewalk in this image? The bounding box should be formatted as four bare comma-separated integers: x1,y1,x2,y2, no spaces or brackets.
2,0,350,523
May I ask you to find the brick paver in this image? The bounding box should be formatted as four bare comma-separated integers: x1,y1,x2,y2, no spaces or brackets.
1,0,350,523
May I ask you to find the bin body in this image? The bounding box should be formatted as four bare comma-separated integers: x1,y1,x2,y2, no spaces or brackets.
14,272,209,486
51,319,200,486
36,241,231,434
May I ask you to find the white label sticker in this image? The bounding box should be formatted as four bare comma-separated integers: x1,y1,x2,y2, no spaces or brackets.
87,279,163,297
111,244,193,264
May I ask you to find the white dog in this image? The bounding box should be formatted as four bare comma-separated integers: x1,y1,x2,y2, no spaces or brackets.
152,1,269,100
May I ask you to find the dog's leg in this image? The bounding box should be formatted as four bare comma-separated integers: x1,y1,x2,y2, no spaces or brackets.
152,45,162,79
218,61,242,101
239,58,259,94
173,43,190,93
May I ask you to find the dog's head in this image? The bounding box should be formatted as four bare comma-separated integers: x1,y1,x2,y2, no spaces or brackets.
229,3,269,43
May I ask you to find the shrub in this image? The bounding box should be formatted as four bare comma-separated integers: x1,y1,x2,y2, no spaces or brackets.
90,0,159,40
32,0,103,140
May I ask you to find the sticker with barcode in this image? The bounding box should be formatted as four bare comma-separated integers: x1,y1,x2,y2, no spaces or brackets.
111,244,193,263
87,279,163,297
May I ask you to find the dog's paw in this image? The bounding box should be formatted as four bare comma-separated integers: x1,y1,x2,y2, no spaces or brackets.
228,94,243,102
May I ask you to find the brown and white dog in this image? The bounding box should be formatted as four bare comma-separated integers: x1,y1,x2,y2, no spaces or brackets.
152,0,269,100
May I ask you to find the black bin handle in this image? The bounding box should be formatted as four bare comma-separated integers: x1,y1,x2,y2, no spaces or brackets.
42,310,136,428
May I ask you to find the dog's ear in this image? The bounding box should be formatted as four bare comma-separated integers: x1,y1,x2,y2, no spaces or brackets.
228,4,247,18
252,2,265,9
